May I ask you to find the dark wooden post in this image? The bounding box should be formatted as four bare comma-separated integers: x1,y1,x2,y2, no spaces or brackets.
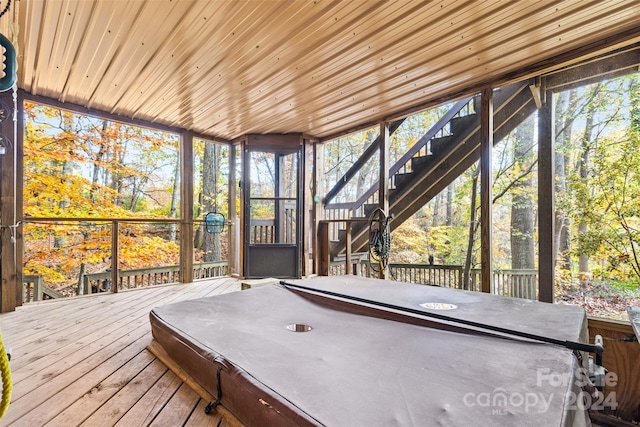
301,137,314,277
379,122,390,213
480,87,493,294
378,122,390,279
538,85,555,303
229,143,238,276
180,130,194,284
312,140,324,275
0,88,18,312
240,138,249,278
345,220,353,275
318,221,330,276
111,220,119,292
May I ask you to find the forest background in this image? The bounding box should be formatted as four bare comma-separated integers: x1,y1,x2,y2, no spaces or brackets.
22,73,640,320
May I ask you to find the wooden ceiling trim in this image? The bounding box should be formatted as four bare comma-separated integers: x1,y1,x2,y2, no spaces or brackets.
544,46,640,91
23,91,182,136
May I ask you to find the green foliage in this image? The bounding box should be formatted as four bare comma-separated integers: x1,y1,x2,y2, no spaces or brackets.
562,75,640,288
572,124,640,282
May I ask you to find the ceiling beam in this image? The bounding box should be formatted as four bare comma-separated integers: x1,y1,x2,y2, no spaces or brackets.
21,91,231,144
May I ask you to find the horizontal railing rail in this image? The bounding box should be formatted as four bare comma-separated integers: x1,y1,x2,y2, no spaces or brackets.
83,261,228,293
328,259,539,300
22,217,230,301
23,261,228,301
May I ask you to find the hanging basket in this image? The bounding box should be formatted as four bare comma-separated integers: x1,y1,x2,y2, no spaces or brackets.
205,212,226,234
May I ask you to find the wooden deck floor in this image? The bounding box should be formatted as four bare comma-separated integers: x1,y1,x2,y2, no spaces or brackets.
0,277,242,427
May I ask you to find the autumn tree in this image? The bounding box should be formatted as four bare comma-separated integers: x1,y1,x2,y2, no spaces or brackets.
23,102,181,295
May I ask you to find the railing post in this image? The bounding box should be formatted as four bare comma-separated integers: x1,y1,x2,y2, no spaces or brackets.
111,220,119,293
33,276,42,302
83,275,91,295
345,220,352,275
180,130,194,284
378,122,390,280
318,221,330,276
480,87,494,294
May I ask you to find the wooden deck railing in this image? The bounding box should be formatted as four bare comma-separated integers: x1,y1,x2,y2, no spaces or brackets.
82,261,228,294
23,261,228,300
387,263,463,288
250,205,296,244
329,258,539,299
22,275,64,302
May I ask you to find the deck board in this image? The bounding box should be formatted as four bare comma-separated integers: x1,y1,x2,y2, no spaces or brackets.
0,277,242,426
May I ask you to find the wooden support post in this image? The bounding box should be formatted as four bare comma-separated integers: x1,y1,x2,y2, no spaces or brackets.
345,221,352,275
318,221,330,276
240,141,249,278
33,276,42,302
180,130,194,284
538,86,555,303
480,87,493,294
228,143,237,276
111,220,119,293
379,122,390,213
301,137,313,277
15,90,23,307
312,140,324,275
0,88,18,312
379,122,390,279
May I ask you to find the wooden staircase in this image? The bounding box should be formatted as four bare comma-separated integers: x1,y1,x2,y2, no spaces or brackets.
325,81,536,257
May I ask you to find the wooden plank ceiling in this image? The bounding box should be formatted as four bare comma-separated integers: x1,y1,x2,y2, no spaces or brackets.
4,0,640,142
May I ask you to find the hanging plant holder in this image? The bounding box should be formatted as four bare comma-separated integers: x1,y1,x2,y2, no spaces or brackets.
205,212,226,234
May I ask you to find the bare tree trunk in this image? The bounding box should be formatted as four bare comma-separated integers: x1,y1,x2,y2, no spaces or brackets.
202,142,221,261
577,84,600,282
510,115,535,271
110,125,126,207
78,121,109,296
446,182,454,227
432,193,440,227
77,262,86,296
169,154,180,242
53,160,73,249
463,167,479,290
194,192,203,249
554,89,577,270
90,125,106,203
